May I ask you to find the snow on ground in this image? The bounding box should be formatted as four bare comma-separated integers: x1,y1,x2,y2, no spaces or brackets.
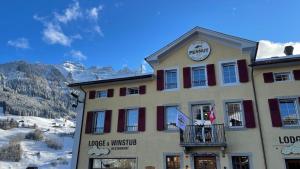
0,115,75,169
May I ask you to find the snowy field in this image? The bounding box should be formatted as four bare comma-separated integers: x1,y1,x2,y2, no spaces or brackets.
0,115,75,169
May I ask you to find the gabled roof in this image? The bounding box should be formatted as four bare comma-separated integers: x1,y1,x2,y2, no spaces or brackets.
250,54,300,67
145,26,257,66
68,73,153,87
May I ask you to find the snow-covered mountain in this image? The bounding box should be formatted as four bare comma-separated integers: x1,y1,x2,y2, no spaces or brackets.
55,61,143,82
0,60,143,118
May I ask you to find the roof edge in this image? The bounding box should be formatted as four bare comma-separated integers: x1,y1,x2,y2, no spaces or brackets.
68,74,154,87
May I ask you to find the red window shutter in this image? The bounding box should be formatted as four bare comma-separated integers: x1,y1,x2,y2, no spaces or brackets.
107,89,114,97
293,69,300,80
268,98,282,127
119,87,127,96
104,110,112,133
138,107,146,131
157,70,164,91
157,106,165,131
263,72,274,83
237,59,249,83
85,111,94,133
139,85,146,94
206,64,216,86
117,109,126,132
243,100,256,128
89,91,96,99
183,67,191,88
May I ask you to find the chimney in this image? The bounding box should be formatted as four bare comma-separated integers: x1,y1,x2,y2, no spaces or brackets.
284,46,294,55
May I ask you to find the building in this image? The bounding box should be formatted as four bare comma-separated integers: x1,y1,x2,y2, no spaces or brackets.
69,27,300,169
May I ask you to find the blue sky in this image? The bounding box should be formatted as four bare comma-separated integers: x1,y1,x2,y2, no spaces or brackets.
1,0,300,70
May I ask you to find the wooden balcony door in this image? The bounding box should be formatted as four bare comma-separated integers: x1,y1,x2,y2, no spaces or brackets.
194,156,217,169
192,104,214,143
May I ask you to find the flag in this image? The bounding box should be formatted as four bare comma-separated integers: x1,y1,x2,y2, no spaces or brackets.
208,104,216,124
176,109,189,130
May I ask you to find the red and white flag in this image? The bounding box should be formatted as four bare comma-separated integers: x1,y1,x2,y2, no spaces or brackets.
208,104,216,124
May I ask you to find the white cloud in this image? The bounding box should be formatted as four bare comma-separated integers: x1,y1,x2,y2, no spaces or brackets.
94,25,103,36
87,5,103,20
54,1,82,24
7,38,30,49
257,40,300,58
34,1,104,46
43,23,72,46
140,60,151,73
69,49,87,61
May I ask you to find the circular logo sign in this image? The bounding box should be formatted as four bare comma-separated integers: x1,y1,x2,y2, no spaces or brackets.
187,41,211,61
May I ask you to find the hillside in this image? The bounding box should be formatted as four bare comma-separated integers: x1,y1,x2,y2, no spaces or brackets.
0,60,141,118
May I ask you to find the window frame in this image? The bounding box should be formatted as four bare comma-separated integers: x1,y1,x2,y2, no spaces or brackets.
96,90,108,99
126,87,140,95
93,111,106,134
125,108,139,132
164,67,179,91
219,60,240,86
191,65,208,88
163,153,183,169
273,72,292,82
224,100,246,129
278,98,300,127
228,153,253,169
164,105,179,131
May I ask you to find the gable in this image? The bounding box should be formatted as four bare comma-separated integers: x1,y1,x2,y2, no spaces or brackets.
145,27,257,67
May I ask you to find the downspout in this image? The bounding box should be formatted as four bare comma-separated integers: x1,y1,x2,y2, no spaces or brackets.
74,85,87,169
251,42,268,169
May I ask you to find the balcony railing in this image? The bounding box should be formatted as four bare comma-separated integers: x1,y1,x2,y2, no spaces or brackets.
180,124,226,147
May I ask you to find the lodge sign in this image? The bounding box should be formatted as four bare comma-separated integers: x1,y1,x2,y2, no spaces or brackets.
188,41,210,61
88,139,137,156
278,136,300,144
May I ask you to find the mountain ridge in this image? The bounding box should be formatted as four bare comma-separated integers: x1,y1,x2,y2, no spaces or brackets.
0,60,143,118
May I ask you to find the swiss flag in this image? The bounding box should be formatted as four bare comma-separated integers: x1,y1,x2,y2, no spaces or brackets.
208,105,216,124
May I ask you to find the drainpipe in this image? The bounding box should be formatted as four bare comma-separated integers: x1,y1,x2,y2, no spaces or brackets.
251,42,268,169
70,85,86,169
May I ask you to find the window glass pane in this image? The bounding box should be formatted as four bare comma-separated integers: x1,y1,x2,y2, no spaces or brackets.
94,111,105,133
166,106,178,129
232,156,250,169
226,102,244,127
97,90,107,98
126,109,138,131
279,99,299,126
192,67,206,87
166,155,180,169
93,158,137,169
222,63,237,84
165,69,177,89
127,87,139,95
274,72,291,82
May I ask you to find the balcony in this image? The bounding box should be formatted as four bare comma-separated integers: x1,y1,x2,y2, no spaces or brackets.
180,124,226,147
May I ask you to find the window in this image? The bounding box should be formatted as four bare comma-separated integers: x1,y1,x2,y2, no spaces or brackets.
226,102,244,128
93,111,105,133
279,99,299,126
165,69,178,89
127,87,139,95
222,62,237,84
96,90,107,98
165,106,178,130
192,66,207,87
92,158,137,169
166,155,180,169
274,72,291,82
231,156,250,169
126,109,138,131
285,159,300,169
